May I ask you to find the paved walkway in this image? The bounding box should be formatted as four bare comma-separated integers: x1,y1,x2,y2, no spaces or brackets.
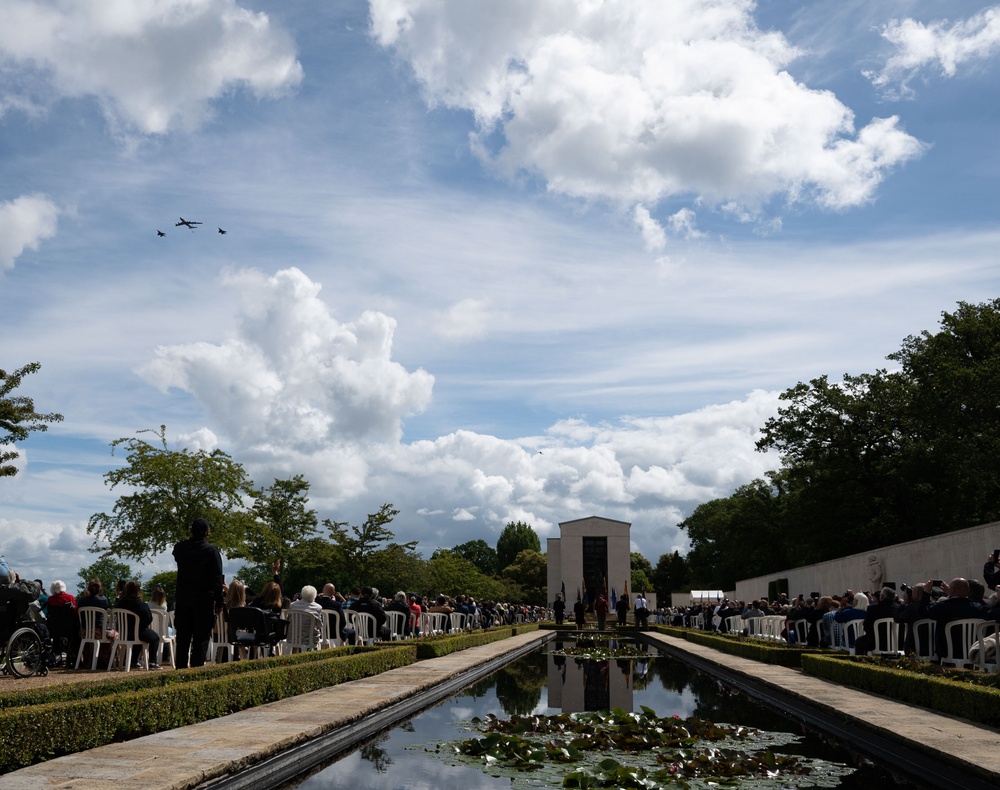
645,631,1000,787
0,631,549,790
3,630,999,789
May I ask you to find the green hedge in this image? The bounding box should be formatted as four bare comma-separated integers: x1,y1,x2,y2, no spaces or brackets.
414,623,539,659
0,645,387,711
0,645,415,773
801,654,1000,727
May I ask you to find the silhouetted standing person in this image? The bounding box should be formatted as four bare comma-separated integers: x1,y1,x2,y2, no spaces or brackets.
172,517,224,668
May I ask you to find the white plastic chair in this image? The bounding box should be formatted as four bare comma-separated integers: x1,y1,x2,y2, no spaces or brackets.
842,619,865,653
150,609,175,667
283,610,323,653
939,618,985,668
724,615,744,635
385,610,407,640
792,618,809,645
351,611,378,645
972,621,1000,673
449,612,467,634
911,618,937,661
426,612,449,636
75,606,108,670
109,609,149,671
868,617,902,656
321,609,343,648
210,609,234,663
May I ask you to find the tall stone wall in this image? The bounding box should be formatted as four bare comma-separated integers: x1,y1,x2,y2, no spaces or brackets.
734,519,1000,602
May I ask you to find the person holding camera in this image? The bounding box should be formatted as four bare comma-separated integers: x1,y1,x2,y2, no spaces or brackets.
983,550,1000,591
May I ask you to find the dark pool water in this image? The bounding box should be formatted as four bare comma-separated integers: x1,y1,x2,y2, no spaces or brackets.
286,636,921,789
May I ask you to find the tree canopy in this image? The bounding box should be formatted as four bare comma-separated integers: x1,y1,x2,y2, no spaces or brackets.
0,362,63,477
496,520,541,571
87,426,258,562
680,299,1000,589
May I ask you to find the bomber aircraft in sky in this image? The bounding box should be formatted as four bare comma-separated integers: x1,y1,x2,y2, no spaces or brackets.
175,217,202,229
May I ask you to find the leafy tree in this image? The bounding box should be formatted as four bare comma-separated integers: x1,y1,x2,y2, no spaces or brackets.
496,521,541,572
423,550,491,599
368,542,426,597
278,537,344,595
0,362,63,477
145,570,178,605
680,479,786,590
501,549,547,603
323,504,412,590
87,426,257,562
451,539,498,576
76,556,138,597
652,551,689,605
630,552,654,593
246,475,318,566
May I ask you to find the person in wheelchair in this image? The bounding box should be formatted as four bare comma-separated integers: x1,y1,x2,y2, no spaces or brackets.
0,568,53,677
43,580,80,666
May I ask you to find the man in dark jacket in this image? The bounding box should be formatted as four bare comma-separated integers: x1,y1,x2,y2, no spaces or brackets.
172,517,224,668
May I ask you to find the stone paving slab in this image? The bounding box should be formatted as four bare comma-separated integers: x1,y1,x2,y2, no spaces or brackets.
645,632,1000,781
0,632,549,790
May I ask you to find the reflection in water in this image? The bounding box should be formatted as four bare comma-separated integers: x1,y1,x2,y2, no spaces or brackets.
286,637,919,789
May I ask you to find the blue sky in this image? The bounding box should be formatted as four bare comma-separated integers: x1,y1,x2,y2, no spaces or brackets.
2,1,999,588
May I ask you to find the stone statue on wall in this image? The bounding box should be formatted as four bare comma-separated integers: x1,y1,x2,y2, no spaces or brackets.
866,553,884,591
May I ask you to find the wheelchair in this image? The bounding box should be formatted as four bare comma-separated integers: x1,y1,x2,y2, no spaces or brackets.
0,598,58,678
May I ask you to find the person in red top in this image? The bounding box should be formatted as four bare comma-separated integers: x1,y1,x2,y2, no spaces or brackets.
45,580,77,612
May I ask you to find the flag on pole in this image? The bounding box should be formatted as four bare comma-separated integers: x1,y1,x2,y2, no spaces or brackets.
611,587,617,607
602,576,608,597
582,577,588,606
623,581,629,597
561,580,566,600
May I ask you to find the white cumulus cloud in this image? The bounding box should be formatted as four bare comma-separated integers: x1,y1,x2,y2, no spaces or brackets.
0,194,59,271
867,5,1000,97
140,267,435,453
0,0,303,134
633,205,666,252
370,0,924,211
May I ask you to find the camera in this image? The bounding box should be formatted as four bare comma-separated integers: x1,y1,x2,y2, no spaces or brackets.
900,582,910,593
993,549,999,564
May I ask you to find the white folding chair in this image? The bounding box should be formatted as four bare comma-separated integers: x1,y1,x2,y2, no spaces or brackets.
724,615,744,635
792,618,809,644
75,606,108,670
150,609,175,667
109,609,149,671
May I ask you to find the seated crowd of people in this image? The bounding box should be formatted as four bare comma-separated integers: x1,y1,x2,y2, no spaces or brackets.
0,554,548,671
662,551,1000,667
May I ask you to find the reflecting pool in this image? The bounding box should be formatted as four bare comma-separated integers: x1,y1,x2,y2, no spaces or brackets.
286,637,922,789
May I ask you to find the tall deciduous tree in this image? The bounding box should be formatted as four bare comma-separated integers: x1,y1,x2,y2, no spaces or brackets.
87,426,257,562
451,539,498,576
501,549,547,603
0,362,63,477
652,551,690,605
496,521,541,572
323,504,410,590
246,475,318,565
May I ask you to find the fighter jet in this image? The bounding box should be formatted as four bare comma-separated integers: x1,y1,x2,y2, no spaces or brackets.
218,227,227,235
156,230,166,237
175,217,202,229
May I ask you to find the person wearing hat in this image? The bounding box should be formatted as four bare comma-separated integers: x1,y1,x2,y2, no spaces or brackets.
853,586,900,656
172,517,224,668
